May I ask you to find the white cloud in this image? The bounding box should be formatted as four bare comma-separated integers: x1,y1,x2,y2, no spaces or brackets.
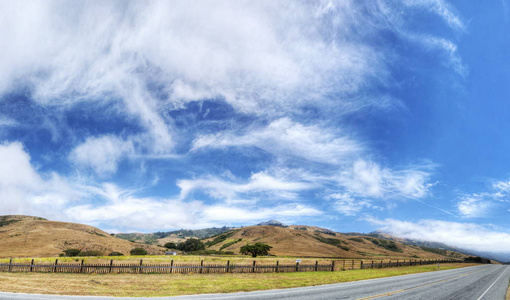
419,36,467,76
327,193,374,216
193,118,363,165
455,179,510,218
0,142,318,230
337,160,434,199
202,203,321,224
177,171,315,202
370,217,510,253
0,1,465,230
0,116,17,127
0,142,81,219
0,1,388,134
457,196,493,218
402,0,465,31
69,135,134,176
65,182,321,230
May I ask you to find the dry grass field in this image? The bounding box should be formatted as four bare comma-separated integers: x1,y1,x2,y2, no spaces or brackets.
0,263,478,297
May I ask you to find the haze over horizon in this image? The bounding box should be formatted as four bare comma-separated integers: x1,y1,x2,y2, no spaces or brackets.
1,1,510,256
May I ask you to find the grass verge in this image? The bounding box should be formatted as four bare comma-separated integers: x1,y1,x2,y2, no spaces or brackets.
0,263,478,297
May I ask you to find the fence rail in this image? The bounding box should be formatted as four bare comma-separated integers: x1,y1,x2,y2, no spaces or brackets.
0,258,460,274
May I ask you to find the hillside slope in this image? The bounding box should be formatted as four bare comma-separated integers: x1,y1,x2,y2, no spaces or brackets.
0,215,163,258
203,225,468,260
115,226,233,246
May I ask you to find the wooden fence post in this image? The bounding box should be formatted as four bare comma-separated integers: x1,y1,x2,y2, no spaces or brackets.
331,260,335,272
252,260,256,273
371,260,374,269
30,259,34,272
380,260,382,269
8,259,12,272
360,261,363,269
170,260,174,274
226,260,230,273
342,260,345,271
80,259,84,273
295,261,299,272
139,259,143,274
109,259,113,273
53,259,58,273
200,260,204,274
352,260,354,270
315,260,318,272
275,261,279,273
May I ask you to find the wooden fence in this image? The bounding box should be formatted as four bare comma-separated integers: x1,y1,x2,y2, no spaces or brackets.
0,258,459,274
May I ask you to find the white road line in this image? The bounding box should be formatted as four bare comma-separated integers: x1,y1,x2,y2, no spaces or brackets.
476,266,509,300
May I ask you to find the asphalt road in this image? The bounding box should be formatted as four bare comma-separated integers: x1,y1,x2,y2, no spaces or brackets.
0,265,508,300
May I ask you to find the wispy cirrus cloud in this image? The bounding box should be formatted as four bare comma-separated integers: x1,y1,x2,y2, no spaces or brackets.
456,179,510,218
177,171,315,202
192,118,363,165
337,160,435,200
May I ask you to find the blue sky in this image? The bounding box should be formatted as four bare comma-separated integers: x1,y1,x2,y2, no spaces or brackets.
1,0,510,254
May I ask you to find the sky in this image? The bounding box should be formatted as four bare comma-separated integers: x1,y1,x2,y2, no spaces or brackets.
1,0,510,256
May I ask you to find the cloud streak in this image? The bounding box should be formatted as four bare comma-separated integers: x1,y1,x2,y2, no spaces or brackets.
370,217,510,253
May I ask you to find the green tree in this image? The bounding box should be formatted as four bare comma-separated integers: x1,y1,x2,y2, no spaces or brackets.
164,242,177,249
130,248,148,255
240,243,272,257
177,238,205,252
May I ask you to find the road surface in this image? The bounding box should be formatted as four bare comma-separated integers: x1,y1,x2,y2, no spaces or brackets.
0,265,508,300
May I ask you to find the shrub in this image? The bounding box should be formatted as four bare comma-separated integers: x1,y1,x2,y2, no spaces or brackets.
348,238,364,243
130,248,148,255
464,256,491,264
219,238,242,250
204,231,237,247
164,242,177,249
177,238,205,252
62,249,81,257
108,252,124,256
78,250,103,256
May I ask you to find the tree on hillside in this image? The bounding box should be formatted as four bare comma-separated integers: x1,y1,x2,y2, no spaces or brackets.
130,248,148,255
164,242,177,249
240,243,272,257
177,238,205,252
62,249,81,257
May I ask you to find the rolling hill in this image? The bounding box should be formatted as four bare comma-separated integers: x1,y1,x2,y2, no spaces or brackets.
0,215,163,258
201,225,467,259
116,220,468,260
0,215,470,260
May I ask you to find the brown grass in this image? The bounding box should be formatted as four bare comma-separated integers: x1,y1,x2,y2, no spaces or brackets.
0,263,478,297
0,216,162,258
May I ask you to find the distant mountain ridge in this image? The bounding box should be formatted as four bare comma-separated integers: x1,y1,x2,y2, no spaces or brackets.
115,226,234,245
256,220,288,227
